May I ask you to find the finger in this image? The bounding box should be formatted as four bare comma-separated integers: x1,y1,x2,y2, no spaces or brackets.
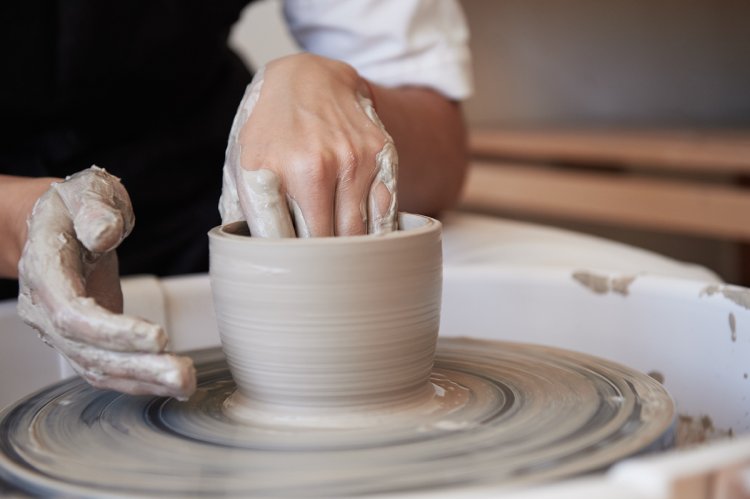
54,166,134,254
219,158,243,224
63,343,197,401
90,376,193,401
285,162,336,238
220,69,266,224
60,296,167,352
24,263,166,354
287,195,311,238
333,170,368,237
356,91,398,235
367,140,398,234
331,130,391,236
236,168,296,238
20,295,187,399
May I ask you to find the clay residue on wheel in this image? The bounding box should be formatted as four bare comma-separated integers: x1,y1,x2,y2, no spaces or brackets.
729,312,737,341
701,284,750,310
676,414,734,447
647,371,665,384
572,271,637,296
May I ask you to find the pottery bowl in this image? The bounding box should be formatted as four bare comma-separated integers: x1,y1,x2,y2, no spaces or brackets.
208,213,442,423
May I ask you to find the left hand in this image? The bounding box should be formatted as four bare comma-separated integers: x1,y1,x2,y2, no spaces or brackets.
17,167,196,400
220,53,398,237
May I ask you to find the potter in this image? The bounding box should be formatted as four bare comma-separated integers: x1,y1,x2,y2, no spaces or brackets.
209,213,442,427
4,1,471,401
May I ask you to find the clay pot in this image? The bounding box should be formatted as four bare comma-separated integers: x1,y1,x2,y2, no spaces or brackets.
208,213,442,426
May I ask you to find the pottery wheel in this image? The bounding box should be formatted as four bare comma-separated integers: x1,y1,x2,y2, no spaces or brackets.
0,338,674,497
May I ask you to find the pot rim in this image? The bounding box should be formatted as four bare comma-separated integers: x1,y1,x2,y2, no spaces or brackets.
208,212,440,246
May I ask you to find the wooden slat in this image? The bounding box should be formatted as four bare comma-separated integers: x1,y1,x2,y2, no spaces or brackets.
470,129,750,174
460,161,750,241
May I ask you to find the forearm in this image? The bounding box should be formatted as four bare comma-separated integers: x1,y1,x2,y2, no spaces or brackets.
370,83,468,216
0,175,58,278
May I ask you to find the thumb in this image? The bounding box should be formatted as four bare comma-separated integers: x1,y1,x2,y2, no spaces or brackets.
220,68,265,225
54,166,134,254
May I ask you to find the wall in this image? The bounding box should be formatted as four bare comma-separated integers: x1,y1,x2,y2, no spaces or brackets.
462,0,750,128
461,0,750,283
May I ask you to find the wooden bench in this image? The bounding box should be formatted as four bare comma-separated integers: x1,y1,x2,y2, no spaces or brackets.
461,129,750,242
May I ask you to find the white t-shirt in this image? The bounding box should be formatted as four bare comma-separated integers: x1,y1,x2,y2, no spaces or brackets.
283,0,473,100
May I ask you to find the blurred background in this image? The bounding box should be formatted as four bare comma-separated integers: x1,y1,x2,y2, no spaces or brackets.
232,0,750,285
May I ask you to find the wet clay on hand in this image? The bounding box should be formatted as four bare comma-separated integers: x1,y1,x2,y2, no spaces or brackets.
17,166,196,400
219,54,398,237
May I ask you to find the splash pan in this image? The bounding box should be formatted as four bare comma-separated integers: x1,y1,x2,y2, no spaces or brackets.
0,338,675,497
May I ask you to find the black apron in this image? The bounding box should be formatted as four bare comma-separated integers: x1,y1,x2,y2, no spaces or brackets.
0,1,254,299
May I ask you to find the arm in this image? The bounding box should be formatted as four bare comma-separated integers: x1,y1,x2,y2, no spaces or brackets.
0,175,58,278
369,84,468,215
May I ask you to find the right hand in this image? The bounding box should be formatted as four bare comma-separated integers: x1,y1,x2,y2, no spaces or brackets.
219,54,398,238
16,166,196,400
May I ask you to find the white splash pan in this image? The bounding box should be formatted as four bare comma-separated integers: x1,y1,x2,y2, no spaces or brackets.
1,212,748,497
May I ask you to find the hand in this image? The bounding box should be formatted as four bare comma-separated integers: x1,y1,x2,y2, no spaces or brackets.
220,53,398,237
16,167,196,400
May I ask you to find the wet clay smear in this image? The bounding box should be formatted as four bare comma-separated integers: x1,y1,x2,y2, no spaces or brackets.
573,271,637,296
676,414,734,447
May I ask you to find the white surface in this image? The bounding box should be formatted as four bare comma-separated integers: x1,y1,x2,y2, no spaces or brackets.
282,0,472,99
231,0,473,100
1,211,748,497
609,436,750,499
441,266,747,432
441,212,721,282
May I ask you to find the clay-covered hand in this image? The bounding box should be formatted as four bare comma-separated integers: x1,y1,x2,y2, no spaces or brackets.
220,53,398,237
16,167,196,400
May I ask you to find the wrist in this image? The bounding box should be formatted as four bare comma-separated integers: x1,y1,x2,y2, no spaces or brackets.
0,175,59,278
265,52,365,97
